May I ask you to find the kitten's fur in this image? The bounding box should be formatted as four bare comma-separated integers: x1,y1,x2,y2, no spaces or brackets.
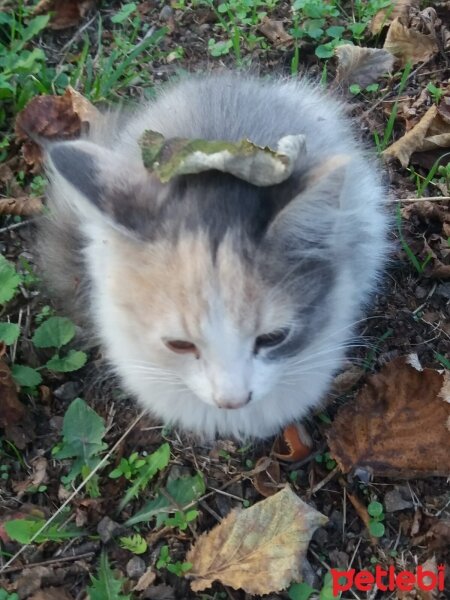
39,72,388,439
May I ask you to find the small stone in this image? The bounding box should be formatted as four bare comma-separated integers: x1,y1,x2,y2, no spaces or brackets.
384,487,414,513
159,5,173,21
415,285,428,299
49,416,64,432
127,556,146,579
142,584,176,600
97,516,125,543
436,282,450,300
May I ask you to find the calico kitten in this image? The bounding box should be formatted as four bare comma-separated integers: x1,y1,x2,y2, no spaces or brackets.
39,72,388,439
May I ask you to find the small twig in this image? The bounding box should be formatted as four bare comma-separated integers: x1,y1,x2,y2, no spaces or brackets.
0,551,95,574
360,61,429,119
0,409,147,572
391,196,450,203
0,218,37,234
308,466,340,497
57,13,99,63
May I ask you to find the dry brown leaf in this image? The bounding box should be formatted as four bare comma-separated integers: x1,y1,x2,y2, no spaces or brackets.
68,85,102,124
327,356,450,478
0,196,43,216
13,457,49,498
257,17,293,46
0,358,26,430
186,486,327,594
370,0,420,35
133,566,157,592
33,0,96,30
29,587,73,600
412,519,450,552
384,17,438,66
252,457,281,497
332,365,365,394
335,45,395,88
15,87,99,170
383,104,450,166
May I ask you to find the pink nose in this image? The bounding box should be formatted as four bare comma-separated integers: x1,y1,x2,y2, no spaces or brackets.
216,393,252,410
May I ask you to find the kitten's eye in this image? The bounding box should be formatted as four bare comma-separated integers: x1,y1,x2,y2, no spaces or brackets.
165,339,199,356
254,329,289,354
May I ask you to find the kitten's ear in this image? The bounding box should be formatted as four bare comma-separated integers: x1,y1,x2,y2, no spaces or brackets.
47,140,109,212
266,155,351,246
46,140,151,235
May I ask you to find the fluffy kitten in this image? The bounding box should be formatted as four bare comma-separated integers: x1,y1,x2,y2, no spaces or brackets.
39,72,388,439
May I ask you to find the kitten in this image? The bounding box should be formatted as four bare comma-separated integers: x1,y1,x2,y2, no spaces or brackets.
38,72,388,439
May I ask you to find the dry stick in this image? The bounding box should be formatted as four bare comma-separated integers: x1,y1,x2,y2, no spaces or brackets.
360,61,430,120
0,409,147,573
392,196,450,203
0,551,96,575
308,465,340,497
0,218,37,234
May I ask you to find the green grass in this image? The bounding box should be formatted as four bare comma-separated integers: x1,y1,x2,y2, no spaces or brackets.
374,61,413,153
396,204,433,275
0,2,168,165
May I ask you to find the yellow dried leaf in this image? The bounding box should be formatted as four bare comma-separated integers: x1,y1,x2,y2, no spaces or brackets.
384,17,438,66
0,196,43,216
257,17,293,46
187,486,327,594
33,0,96,30
327,356,450,478
370,0,420,35
335,45,395,88
383,104,450,166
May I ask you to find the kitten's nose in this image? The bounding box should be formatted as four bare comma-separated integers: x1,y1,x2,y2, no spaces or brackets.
216,393,252,410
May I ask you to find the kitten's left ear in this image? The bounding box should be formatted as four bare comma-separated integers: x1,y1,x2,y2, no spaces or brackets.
266,155,351,245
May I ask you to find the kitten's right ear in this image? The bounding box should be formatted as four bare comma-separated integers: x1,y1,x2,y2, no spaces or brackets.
46,139,151,236
46,141,103,211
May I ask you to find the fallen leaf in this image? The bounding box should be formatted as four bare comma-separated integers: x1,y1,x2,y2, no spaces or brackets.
257,17,293,46
15,88,99,171
332,365,365,394
335,45,395,88
186,486,327,594
0,358,26,430
29,587,74,600
370,0,420,35
272,423,312,462
68,85,102,124
384,17,438,66
412,519,450,552
383,103,450,167
252,457,281,497
140,130,306,186
133,567,157,592
33,0,96,30
13,457,49,498
0,196,44,216
327,356,450,478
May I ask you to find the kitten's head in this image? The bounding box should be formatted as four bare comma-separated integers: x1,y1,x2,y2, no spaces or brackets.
47,140,352,413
